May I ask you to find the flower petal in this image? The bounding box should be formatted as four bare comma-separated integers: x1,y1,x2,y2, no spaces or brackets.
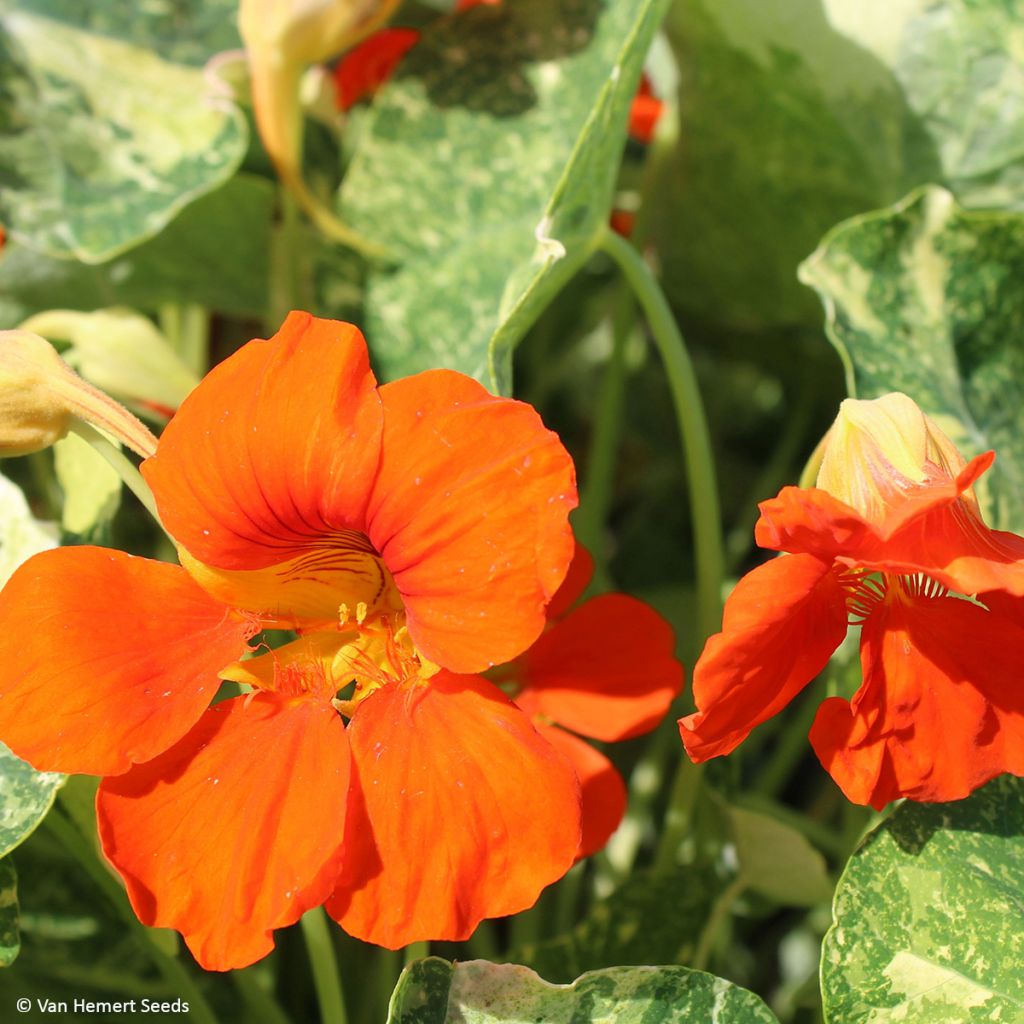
0,547,249,775
536,723,626,859
544,541,594,621
680,554,848,761
365,371,576,673
516,594,682,741
810,594,1024,810
327,672,580,948
143,312,383,571
757,455,1024,597
97,692,349,971
333,27,420,110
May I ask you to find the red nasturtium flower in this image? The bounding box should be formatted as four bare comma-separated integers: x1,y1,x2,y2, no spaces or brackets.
681,392,1024,810
505,543,683,857
0,312,583,970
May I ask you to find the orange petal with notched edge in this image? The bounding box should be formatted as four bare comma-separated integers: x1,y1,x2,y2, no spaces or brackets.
536,723,626,859
545,541,594,621
365,370,576,673
97,693,349,971
143,312,383,572
680,553,848,762
516,594,682,742
0,547,249,775
333,27,420,111
757,454,1024,596
327,672,580,948
810,594,1024,810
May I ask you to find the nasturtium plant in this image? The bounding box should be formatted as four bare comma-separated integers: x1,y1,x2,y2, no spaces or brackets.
800,185,1024,531
658,0,1024,327
822,776,1024,1023
0,5,246,262
0,744,63,861
339,0,672,391
388,958,781,1024
0,0,1022,1020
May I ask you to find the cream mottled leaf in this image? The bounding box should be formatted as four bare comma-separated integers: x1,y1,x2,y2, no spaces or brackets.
0,744,63,860
388,958,780,1024
0,474,58,587
822,775,1024,1023
660,0,1024,327
799,185,1024,531
0,858,16,968
339,0,670,392
0,8,246,263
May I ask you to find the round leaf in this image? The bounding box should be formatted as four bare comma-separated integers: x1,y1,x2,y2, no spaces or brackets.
822,775,1024,1022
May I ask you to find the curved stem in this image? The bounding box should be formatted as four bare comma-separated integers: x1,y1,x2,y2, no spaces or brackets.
691,875,746,972
300,908,347,1024
574,295,631,584
43,809,219,1024
68,420,172,543
596,227,724,643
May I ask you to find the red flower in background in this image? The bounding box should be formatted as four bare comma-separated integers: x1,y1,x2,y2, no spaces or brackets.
0,313,581,968
628,74,663,144
508,544,683,857
681,393,1024,810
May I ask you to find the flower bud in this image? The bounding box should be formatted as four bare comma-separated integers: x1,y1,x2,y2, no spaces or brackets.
239,0,398,67
20,309,198,421
816,392,968,525
0,330,157,459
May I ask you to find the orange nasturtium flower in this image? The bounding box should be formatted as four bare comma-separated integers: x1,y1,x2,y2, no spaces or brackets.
506,543,683,857
681,392,1024,810
0,313,583,970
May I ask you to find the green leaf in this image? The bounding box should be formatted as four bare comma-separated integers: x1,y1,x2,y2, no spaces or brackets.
822,775,1024,1023
728,805,833,907
659,0,1024,327
0,744,63,860
799,184,1024,531
512,865,720,983
0,473,58,586
53,434,121,543
339,0,671,392
388,959,780,1024
0,8,246,263
0,858,17,968
0,176,275,326
21,0,241,66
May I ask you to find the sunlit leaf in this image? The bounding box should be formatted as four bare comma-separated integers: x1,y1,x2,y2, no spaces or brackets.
388,959,780,1024
0,745,63,860
0,8,246,262
822,775,1024,1023
0,475,58,587
53,435,121,544
340,0,671,392
799,185,1024,531
728,805,833,907
0,176,275,326
659,0,1024,327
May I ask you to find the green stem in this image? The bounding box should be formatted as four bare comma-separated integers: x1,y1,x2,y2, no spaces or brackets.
178,304,210,378
574,294,631,588
653,755,704,874
691,875,746,972
597,227,724,643
402,941,429,967
68,420,172,543
231,969,294,1024
300,908,347,1024
43,809,219,1024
